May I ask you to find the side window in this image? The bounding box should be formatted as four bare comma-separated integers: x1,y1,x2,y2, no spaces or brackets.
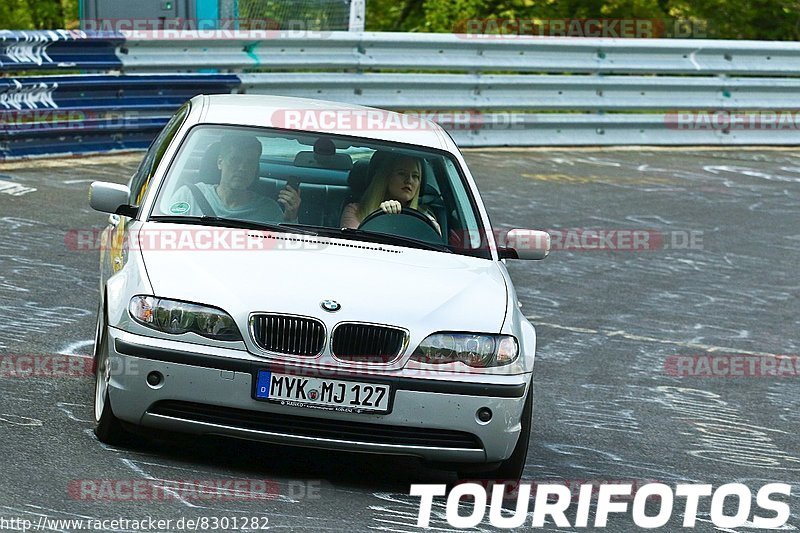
129,104,189,206
443,158,484,249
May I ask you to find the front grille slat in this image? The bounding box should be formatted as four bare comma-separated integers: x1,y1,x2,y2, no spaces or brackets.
332,323,406,363
251,313,324,356
298,319,303,354
284,318,289,353
290,318,296,354
279,317,289,353
150,400,482,450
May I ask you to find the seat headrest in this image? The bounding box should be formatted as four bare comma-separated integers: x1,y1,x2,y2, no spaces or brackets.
294,151,352,170
347,159,371,197
196,141,222,184
367,150,391,179
420,183,438,198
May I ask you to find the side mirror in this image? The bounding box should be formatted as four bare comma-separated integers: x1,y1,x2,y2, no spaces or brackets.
89,182,136,216
499,229,550,260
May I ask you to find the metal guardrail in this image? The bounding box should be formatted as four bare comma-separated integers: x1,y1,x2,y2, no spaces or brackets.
0,73,239,158
119,31,800,75
237,72,800,111
1,30,799,158
0,30,122,72
444,114,800,147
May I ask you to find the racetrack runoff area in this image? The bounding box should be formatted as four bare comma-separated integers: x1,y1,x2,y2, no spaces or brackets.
0,147,797,530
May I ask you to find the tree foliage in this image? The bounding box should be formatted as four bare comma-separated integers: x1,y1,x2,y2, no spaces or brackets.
366,0,800,40
0,0,79,30
1,0,797,40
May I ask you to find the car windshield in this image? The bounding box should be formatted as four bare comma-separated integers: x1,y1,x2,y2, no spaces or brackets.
150,125,492,258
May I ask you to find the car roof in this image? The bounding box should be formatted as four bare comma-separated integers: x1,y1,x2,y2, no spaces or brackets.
195,94,450,150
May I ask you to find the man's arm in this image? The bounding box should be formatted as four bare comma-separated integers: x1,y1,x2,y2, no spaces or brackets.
340,203,361,229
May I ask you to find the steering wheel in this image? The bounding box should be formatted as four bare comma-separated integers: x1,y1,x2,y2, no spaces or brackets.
360,206,440,234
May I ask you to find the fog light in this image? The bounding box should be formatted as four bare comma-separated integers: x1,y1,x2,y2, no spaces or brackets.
477,407,492,423
147,371,163,387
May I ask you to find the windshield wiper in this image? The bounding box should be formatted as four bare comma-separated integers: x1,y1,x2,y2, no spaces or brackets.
149,216,318,236
279,223,452,252
339,227,452,253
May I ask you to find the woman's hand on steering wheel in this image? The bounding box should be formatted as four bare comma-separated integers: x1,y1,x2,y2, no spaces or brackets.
361,204,441,235
379,199,402,214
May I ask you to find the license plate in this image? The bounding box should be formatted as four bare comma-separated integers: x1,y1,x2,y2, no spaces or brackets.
254,371,392,414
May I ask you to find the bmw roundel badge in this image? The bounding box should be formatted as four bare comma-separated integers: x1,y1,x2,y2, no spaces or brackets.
321,300,341,312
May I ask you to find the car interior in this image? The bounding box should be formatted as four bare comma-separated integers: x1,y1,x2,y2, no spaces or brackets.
154,126,484,250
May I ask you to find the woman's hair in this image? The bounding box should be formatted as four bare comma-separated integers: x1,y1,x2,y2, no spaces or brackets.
357,153,422,220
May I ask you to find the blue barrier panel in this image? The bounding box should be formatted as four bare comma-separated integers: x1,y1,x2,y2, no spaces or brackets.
0,30,124,72
0,74,241,111
0,74,241,159
0,116,165,158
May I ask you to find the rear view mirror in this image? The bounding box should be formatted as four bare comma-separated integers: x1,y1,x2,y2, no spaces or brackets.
89,182,135,216
293,151,353,171
499,229,550,260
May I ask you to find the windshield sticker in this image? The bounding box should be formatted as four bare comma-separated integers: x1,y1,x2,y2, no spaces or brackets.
169,202,190,214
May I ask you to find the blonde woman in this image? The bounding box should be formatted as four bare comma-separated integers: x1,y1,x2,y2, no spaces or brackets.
340,153,441,233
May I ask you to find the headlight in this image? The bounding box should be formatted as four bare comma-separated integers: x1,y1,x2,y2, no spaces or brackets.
410,333,519,368
129,296,242,341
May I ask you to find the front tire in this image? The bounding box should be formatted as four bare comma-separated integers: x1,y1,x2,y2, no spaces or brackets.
93,305,130,445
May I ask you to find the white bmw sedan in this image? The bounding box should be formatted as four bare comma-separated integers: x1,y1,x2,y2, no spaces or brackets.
89,94,549,481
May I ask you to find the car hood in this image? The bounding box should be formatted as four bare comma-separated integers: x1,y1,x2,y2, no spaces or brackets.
137,223,508,334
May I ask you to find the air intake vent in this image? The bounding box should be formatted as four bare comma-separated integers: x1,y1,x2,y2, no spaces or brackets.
250,314,325,356
149,401,483,449
331,323,407,363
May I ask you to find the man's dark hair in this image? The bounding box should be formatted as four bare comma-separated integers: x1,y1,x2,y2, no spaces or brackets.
218,134,262,159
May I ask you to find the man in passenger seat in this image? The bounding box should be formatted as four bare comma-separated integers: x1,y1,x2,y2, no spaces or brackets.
168,134,301,222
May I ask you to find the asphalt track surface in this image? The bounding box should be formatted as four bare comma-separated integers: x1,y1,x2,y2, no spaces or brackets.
0,148,798,532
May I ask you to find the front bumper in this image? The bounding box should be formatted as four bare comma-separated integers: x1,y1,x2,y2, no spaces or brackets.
106,329,531,463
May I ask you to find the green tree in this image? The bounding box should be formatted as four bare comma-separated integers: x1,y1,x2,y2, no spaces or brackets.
0,0,78,31
2,0,798,40
368,0,800,40
0,0,34,29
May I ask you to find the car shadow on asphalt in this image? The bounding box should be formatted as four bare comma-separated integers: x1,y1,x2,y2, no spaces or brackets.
116,429,455,490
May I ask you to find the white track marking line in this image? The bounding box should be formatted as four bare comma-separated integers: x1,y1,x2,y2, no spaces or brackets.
57,340,93,358
526,316,783,358
119,458,199,509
